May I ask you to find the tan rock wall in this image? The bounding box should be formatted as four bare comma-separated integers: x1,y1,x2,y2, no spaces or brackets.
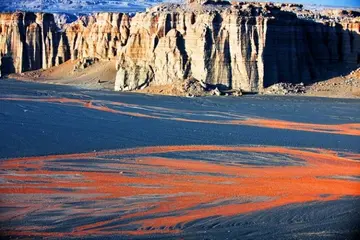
0,2,359,93
115,4,360,92
115,9,269,92
0,12,130,73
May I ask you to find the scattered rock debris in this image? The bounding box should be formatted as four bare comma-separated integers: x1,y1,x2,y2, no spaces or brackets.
265,82,306,95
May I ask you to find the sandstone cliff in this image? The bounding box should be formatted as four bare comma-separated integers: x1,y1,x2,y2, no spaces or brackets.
0,1,359,93
115,1,360,92
0,11,130,75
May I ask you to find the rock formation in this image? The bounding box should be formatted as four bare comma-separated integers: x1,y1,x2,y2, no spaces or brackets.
114,1,360,92
0,1,359,93
0,12,130,75
187,0,230,5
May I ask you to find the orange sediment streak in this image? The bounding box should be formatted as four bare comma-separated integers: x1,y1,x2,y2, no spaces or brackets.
1,96,360,135
232,119,360,136
1,145,360,237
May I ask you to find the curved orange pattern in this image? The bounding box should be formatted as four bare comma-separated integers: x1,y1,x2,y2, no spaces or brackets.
1,96,360,135
1,145,360,237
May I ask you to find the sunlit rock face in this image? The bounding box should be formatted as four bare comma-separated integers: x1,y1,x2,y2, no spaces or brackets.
0,12,70,73
0,1,359,92
0,12,130,74
114,3,269,91
65,13,130,61
115,2,360,92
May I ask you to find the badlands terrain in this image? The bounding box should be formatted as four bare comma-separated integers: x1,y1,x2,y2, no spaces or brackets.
0,0,359,97
0,1,360,239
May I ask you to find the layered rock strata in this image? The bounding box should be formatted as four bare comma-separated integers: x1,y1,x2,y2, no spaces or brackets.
0,12,130,75
115,1,360,92
0,1,359,92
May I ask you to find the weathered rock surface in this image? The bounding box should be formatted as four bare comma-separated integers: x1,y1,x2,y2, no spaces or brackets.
114,1,360,92
187,0,230,5
73,57,99,71
0,1,359,93
0,12,130,75
264,82,306,95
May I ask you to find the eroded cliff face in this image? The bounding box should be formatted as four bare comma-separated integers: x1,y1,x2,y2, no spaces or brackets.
0,1,359,92
65,13,130,61
115,1,360,92
262,18,360,88
0,12,130,76
115,3,270,91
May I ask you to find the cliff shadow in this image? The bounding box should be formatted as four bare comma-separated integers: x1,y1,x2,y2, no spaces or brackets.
203,1,231,6
262,13,360,88
1,56,16,75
